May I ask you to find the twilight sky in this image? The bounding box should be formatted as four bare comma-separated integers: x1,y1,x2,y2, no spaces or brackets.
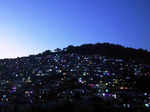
0,0,150,58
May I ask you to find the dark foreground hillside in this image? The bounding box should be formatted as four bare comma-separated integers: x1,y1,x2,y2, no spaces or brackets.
0,43,150,112
64,43,150,65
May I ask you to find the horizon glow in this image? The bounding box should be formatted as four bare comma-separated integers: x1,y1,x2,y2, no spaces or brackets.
0,0,150,59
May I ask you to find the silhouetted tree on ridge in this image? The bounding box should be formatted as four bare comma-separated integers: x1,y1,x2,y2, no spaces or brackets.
64,43,150,65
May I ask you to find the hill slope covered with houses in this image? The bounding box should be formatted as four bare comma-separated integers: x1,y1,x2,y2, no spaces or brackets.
0,43,150,112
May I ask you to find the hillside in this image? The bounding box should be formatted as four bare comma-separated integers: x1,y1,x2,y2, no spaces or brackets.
64,43,150,65
0,43,149,112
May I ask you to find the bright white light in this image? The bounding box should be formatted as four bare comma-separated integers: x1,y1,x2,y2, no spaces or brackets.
145,104,149,108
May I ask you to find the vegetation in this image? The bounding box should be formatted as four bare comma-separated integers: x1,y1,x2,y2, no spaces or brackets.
63,43,150,65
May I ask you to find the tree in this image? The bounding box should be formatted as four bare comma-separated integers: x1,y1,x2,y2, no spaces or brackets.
42,50,52,56
54,48,62,52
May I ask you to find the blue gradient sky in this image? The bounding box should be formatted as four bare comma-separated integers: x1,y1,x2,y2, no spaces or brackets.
0,0,150,58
